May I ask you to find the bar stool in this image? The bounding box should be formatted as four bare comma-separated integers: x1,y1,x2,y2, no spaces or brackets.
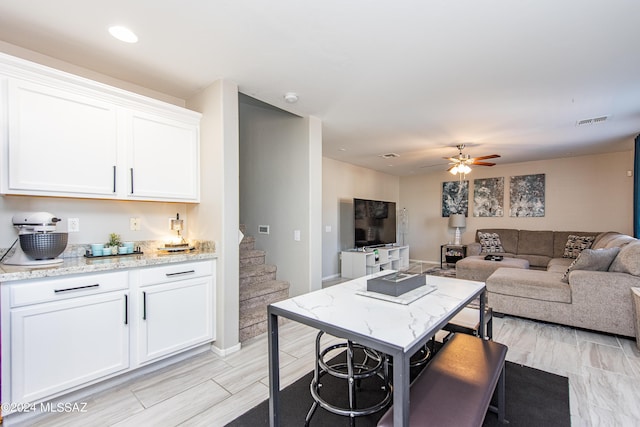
363,340,432,370
305,331,392,426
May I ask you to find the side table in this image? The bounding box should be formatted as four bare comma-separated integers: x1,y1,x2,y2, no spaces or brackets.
632,288,640,351
440,244,467,269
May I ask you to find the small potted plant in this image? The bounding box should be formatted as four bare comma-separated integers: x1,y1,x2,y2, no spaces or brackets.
107,233,122,255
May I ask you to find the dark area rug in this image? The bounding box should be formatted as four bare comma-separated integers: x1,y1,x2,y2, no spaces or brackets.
422,266,457,278
226,352,570,427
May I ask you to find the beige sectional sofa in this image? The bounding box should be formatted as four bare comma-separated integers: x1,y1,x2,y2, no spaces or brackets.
458,229,640,337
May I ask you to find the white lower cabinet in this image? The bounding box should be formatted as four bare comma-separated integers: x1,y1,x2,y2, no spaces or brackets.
10,290,130,403
137,275,214,364
1,259,216,412
1,271,130,406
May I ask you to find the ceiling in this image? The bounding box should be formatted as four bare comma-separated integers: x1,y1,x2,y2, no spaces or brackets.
1,0,639,176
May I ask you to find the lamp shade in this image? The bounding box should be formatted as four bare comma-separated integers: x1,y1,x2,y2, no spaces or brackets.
448,213,466,228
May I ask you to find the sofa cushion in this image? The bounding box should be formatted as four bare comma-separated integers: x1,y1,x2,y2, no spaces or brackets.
475,229,519,254
515,254,551,270
592,232,637,250
609,241,640,276
562,235,595,259
547,258,573,273
486,268,570,303
517,230,553,257
561,247,621,283
478,232,505,253
554,231,600,258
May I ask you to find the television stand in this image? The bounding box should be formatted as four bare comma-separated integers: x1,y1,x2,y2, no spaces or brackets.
340,245,409,279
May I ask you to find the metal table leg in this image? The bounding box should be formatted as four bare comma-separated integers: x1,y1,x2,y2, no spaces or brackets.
268,309,280,427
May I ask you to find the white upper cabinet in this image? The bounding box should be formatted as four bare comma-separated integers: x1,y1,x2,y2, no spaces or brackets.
0,53,201,202
126,109,200,202
5,79,119,197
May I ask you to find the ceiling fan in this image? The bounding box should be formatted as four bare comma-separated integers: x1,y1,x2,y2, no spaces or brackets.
445,144,500,175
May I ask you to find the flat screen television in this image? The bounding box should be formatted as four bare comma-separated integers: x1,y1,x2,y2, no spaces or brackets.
353,198,397,248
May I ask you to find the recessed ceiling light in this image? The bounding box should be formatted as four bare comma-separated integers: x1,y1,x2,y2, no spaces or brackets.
284,92,298,103
108,26,138,43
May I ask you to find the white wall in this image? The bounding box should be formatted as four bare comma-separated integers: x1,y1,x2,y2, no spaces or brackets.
187,79,240,352
239,98,316,297
307,116,323,292
322,157,400,279
0,196,188,248
400,150,635,263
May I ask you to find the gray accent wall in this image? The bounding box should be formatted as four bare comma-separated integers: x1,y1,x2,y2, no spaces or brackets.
239,95,321,296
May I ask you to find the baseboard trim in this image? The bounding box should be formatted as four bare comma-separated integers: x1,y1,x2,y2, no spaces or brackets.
211,341,242,357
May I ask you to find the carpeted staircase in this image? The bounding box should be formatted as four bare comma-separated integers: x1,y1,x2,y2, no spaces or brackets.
239,226,290,342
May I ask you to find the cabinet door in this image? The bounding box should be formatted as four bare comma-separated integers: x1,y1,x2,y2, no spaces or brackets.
138,276,213,364
10,291,129,403
127,110,199,202
4,78,118,197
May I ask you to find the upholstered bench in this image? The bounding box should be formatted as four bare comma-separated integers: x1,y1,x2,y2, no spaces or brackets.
377,333,508,427
456,255,529,282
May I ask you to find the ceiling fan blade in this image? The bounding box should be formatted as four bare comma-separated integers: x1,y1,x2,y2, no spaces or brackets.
471,154,500,161
472,161,496,166
443,156,459,161
446,165,456,171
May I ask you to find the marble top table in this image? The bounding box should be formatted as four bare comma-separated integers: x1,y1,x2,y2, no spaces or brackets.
267,271,486,427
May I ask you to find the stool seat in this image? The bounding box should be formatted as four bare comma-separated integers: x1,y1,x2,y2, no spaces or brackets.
305,331,391,426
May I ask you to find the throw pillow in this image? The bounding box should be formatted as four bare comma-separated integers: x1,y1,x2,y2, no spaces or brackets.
562,235,595,259
561,247,621,283
478,232,504,253
608,241,640,276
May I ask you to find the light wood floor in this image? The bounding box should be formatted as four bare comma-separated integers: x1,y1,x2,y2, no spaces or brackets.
20,290,640,426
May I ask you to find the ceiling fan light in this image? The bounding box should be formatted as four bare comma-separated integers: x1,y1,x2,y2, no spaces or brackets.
461,165,471,174
450,165,459,175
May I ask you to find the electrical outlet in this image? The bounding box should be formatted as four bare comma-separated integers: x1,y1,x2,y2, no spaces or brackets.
130,217,141,231
68,218,80,232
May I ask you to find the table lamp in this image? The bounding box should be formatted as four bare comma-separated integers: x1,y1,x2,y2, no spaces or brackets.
448,213,466,245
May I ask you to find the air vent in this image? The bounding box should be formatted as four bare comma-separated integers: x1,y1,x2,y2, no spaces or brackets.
576,115,609,126
378,153,400,159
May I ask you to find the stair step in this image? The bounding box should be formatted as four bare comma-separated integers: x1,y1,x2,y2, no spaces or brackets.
240,279,289,302
240,236,255,251
240,287,290,314
239,280,290,342
239,305,269,330
237,231,289,342
240,320,268,342
240,264,277,287
240,284,289,313
240,249,266,266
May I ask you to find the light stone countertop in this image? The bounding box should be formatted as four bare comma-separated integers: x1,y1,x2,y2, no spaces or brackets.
0,249,217,283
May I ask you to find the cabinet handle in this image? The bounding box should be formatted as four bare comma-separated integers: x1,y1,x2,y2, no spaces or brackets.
165,270,195,277
113,165,117,193
143,291,147,320
54,284,100,293
130,168,134,194
124,294,129,325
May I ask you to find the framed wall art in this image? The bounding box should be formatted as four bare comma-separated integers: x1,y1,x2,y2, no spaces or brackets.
473,177,504,217
509,173,545,217
442,180,469,217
